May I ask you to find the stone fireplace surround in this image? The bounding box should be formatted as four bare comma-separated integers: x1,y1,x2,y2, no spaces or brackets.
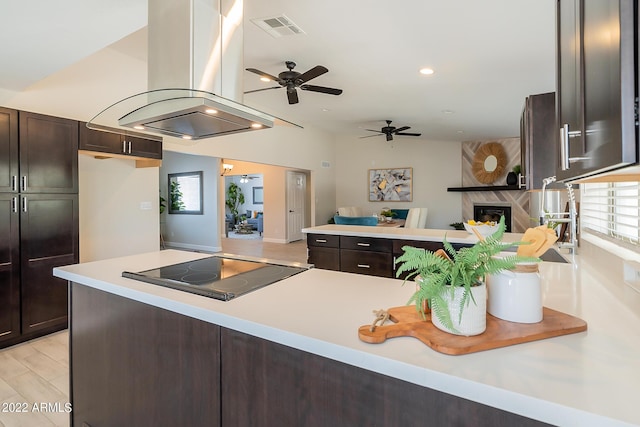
461,138,531,233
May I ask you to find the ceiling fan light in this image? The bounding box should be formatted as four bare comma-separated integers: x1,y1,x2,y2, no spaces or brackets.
205,108,218,114
251,123,263,129
260,77,270,82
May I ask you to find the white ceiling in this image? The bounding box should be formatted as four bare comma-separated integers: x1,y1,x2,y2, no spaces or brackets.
0,0,556,142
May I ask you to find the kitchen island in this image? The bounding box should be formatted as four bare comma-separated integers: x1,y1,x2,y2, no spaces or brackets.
54,246,640,427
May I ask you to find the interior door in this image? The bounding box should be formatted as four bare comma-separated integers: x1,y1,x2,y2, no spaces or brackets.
286,171,306,242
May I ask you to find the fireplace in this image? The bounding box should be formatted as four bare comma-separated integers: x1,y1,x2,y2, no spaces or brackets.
473,204,512,232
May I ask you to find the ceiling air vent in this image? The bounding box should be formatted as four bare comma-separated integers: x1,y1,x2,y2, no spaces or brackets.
251,14,305,38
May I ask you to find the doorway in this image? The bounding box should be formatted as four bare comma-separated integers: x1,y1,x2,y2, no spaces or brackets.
286,171,306,242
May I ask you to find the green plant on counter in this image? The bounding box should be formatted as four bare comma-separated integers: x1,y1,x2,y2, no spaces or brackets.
395,216,539,332
449,222,465,230
512,164,522,175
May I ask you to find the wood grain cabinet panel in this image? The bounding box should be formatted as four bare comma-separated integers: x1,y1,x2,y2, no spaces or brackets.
70,283,221,427
0,107,18,193
221,328,551,427
19,111,78,193
20,194,78,334
0,194,20,343
79,122,162,160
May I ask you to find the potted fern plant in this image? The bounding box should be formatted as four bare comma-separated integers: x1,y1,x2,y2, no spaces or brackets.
395,216,538,336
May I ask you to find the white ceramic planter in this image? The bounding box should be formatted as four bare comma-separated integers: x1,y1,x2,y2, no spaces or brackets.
487,263,542,323
431,283,486,336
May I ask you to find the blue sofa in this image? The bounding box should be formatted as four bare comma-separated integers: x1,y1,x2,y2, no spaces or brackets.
333,215,378,226
246,210,264,235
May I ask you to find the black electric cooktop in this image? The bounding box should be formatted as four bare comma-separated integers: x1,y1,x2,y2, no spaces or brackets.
122,256,307,301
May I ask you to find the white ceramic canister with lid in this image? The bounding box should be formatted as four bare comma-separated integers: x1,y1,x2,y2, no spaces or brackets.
487,262,542,323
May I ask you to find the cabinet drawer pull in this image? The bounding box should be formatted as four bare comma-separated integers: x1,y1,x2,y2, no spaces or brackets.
357,264,370,268
356,242,370,247
315,239,327,243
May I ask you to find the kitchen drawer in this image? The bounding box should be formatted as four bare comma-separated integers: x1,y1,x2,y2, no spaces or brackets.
308,247,340,271
307,234,339,248
392,239,444,254
340,250,392,278
340,236,392,253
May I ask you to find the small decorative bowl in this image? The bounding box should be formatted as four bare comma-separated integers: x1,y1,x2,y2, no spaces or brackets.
463,222,499,237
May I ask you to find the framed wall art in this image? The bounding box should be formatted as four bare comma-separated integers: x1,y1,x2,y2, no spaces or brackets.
368,168,412,202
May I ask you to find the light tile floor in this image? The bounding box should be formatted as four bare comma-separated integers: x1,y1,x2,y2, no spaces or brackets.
0,238,308,427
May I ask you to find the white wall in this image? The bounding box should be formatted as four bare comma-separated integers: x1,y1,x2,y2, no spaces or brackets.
160,151,220,252
78,156,159,261
333,135,463,229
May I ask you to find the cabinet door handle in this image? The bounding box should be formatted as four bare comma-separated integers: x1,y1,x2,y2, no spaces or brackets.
357,242,370,247
517,173,526,189
560,125,570,171
315,239,327,243
22,197,27,213
11,197,17,213
11,175,17,192
357,264,370,269
128,141,132,153
21,176,27,192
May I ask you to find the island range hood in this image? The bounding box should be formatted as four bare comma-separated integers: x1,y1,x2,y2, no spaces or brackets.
90,0,290,140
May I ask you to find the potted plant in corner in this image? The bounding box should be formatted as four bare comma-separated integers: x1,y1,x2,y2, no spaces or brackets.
395,216,538,336
225,182,245,224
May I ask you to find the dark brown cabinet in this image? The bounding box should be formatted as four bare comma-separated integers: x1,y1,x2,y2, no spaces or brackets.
340,236,393,277
79,122,162,160
69,283,550,427
307,234,340,270
0,107,18,193
556,0,638,181
20,194,78,334
0,109,79,348
520,93,562,190
19,111,78,193
0,194,20,343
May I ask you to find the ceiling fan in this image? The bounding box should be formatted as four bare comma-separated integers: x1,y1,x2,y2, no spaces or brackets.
360,120,422,141
245,61,343,105
239,174,258,183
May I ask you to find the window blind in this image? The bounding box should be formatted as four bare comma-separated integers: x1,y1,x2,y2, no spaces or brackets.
581,182,640,246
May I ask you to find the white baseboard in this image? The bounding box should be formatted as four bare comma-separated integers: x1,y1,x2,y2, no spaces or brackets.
164,242,221,253
262,237,288,244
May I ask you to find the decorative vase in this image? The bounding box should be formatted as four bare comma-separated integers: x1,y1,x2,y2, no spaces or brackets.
506,171,517,185
487,263,542,323
431,282,486,336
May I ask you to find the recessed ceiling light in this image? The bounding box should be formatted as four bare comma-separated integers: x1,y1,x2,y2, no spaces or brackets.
442,110,454,114
182,135,192,140
321,108,330,112
133,125,145,130
260,77,271,82
419,67,435,75
251,123,263,129
205,109,218,114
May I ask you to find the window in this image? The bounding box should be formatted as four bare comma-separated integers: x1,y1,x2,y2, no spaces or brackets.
581,182,640,248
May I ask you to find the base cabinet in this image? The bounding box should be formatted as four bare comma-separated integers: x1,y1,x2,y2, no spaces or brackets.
70,284,551,427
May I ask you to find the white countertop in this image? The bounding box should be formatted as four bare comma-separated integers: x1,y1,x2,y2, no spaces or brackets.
54,248,640,427
302,224,524,244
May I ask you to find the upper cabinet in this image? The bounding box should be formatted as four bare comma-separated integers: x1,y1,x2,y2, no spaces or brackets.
19,111,79,193
556,0,638,181
521,92,563,189
79,123,163,167
0,107,18,193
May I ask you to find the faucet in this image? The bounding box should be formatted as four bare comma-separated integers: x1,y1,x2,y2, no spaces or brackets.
540,176,578,254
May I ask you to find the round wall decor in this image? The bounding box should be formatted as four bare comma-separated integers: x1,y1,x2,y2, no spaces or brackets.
472,142,507,184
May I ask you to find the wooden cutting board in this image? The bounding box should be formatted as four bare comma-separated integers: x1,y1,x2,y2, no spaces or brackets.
358,306,587,355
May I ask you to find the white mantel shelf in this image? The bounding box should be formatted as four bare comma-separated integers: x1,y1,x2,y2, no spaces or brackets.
54,246,640,427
